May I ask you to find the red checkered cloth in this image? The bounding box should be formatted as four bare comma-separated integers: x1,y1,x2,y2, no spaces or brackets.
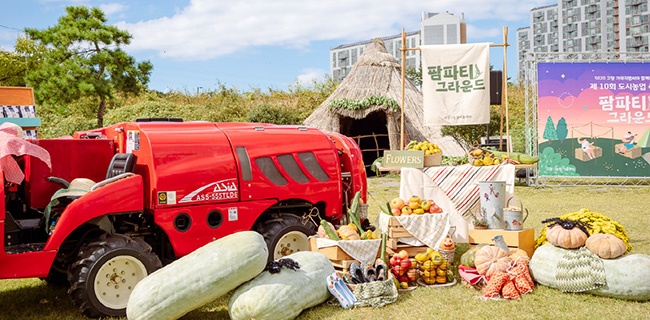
0,123,51,184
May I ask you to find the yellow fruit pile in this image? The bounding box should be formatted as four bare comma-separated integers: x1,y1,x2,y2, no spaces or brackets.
415,248,454,285
407,140,441,156
469,149,501,166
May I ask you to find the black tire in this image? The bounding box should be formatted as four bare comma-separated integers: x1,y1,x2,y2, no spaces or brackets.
67,234,162,318
256,213,316,263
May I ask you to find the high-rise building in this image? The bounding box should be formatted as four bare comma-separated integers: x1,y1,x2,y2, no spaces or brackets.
517,0,650,82
330,12,466,82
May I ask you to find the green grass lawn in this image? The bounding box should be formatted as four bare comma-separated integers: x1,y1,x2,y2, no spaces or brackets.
1,175,649,319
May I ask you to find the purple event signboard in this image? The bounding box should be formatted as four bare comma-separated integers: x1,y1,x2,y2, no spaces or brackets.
537,62,650,177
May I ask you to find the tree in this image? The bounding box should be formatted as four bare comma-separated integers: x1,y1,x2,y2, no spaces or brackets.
25,6,152,127
0,37,48,86
556,117,568,141
542,116,557,140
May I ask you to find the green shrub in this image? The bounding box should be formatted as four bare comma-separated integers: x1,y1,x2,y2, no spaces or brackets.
245,104,303,124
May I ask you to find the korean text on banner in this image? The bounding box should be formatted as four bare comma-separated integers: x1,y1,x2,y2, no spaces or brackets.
421,43,491,126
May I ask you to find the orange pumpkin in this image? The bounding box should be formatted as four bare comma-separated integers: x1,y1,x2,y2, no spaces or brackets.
474,245,513,276
546,224,588,249
585,233,626,259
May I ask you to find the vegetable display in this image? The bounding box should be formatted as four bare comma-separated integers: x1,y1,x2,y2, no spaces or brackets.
229,251,335,320
126,231,268,320
530,244,650,301
535,209,631,253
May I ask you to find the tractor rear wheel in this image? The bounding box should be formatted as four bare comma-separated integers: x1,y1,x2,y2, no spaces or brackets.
67,234,162,317
256,213,316,262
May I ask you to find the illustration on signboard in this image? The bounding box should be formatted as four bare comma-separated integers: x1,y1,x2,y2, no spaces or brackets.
537,62,650,177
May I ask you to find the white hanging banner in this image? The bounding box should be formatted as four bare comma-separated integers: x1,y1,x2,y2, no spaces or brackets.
421,43,491,126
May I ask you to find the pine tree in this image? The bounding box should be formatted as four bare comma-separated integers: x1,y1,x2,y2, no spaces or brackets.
25,6,152,127
556,117,568,141
542,116,558,140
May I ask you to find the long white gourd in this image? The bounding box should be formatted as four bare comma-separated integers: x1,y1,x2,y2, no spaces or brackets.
529,243,650,301
229,251,335,320
127,231,268,320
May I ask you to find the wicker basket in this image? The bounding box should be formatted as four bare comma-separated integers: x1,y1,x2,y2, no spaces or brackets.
358,203,369,220
439,249,456,265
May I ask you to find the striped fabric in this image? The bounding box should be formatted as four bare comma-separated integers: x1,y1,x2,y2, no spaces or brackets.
423,164,506,220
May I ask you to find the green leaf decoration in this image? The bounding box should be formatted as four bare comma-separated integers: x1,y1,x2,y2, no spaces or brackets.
328,95,399,112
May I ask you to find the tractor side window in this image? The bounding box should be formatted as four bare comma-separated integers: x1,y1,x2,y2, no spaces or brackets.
236,146,252,181
277,154,309,183
255,157,288,186
298,152,330,182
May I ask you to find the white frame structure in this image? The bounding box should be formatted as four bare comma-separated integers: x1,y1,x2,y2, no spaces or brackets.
522,51,650,186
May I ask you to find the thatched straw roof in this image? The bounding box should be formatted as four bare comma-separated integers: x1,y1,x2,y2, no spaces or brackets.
304,38,466,156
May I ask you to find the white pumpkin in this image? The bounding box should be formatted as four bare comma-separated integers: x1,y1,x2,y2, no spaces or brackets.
229,251,335,320
530,243,650,301
126,231,268,320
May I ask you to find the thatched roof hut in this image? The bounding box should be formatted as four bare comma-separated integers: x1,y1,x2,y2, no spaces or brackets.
304,38,466,169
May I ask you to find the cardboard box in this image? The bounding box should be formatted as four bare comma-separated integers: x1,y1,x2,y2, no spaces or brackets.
424,153,442,167
468,228,535,258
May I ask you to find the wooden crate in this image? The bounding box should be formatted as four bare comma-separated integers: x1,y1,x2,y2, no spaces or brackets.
386,217,428,257
468,228,535,258
424,153,442,167
308,237,381,262
309,237,353,261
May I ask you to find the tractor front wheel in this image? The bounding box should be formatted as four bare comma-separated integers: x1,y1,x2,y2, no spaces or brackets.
67,234,162,318
256,213,316,262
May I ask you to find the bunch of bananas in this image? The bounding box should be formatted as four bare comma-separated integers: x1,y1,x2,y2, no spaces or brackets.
406,140,441,156
469,148,501,166
535,208,631,252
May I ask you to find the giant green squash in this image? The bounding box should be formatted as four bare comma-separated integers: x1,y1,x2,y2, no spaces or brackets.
229,251,335,320
126,231,268,320
529,243,650,301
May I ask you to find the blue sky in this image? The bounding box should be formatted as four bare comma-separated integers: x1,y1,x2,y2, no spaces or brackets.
0,0,555,93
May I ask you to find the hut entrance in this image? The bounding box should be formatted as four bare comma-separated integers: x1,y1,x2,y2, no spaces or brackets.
340,111,390,176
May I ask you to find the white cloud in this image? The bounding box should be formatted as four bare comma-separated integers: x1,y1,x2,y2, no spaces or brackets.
116,0,555,60
99,3,126,16
296,68,327,86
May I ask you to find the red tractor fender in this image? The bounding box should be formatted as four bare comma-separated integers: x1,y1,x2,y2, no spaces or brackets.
43,175,144,251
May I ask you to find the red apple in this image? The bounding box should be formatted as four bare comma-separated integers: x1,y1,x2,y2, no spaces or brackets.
391,207,401,216
391,266,400,277
398,275,410,284
390,255,401,266
429,204,443,214
400,258,412,271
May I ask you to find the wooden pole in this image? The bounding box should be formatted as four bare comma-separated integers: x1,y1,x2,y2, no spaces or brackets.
400,29,407,150
502,26,510,154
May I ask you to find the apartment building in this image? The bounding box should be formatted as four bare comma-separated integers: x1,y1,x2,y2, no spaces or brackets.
516,0,650,82
330,12,466,82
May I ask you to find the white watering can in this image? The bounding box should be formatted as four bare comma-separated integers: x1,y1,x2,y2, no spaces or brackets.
503,196,529,231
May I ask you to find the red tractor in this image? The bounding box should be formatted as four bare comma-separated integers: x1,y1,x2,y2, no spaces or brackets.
0,120,367,317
